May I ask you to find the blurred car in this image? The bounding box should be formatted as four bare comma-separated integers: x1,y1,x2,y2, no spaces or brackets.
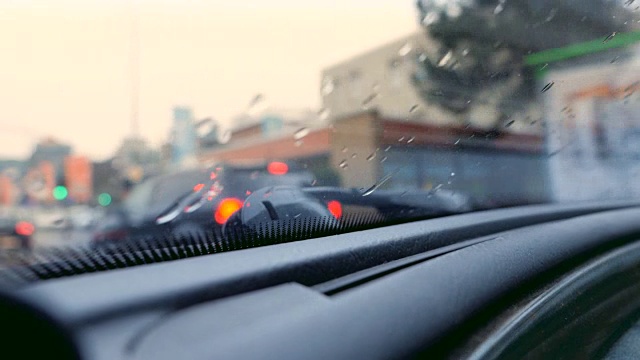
0,216,35,250
91,162,314,246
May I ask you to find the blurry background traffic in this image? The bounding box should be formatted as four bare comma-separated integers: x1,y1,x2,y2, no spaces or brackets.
1,0,640,251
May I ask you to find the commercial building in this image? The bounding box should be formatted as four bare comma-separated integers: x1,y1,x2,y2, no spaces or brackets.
28,138,72,184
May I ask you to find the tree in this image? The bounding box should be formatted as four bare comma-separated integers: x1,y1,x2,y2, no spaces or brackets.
412,0,639,131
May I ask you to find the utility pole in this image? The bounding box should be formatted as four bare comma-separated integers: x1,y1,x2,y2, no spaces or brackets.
130,0,140,137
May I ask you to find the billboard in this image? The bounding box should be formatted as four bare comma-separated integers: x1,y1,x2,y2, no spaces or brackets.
64,156,93,204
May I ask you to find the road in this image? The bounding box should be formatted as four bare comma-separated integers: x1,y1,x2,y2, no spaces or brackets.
33,228,93,248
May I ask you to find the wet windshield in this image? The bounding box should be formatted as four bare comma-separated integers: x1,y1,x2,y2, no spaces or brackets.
0,0,639,263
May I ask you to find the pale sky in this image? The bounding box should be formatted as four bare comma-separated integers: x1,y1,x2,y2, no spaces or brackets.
0,0,417,160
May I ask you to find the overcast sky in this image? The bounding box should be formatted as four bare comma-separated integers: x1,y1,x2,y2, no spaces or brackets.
0,0,417,160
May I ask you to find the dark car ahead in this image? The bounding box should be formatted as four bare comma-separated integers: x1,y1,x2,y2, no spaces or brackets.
0,216,34,251
92,162,314,246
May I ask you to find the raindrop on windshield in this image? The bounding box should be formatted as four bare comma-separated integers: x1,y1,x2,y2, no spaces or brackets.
437,51,454,67
494,3,504,15
294,127,310,140
604,32,617,43
505,120,515,128
380,156,388,163
351,153,357,159
366,152,376,161
318,108,330,121
362,172,394,197
544,8,558,22
454,139,461,145
446,4,463,18
339,160,348,169
384,146,392,152
247,94,267,116
295,140,303,147
398,43,412,57
322,77,335,95
422,12,440,26
398,136,405,142
362,93,378,109
342,146,349,153
407,136,415,144
409,104,420,113
541,82,555,93
611,56,620,64
217,129,232,144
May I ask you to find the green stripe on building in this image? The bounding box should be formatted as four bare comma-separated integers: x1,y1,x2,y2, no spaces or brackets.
525,31,640,66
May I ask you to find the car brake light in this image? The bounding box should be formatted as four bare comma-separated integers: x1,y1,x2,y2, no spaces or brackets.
267,162,288,175
193,183,205,192
215,198,243,224
15,221,35,236
327,200,342,219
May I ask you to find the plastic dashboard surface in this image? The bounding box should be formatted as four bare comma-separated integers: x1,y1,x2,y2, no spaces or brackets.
2,201,640,359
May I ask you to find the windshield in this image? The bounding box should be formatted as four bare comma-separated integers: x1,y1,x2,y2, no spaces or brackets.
1,0,639,261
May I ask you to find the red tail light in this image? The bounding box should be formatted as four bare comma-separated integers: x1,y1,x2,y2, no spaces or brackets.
215,198,243,224
15,221,35,236
267,162,289,175
327,200,342,219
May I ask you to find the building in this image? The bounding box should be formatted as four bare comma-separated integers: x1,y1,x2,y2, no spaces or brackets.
112,137,161,184
28,138,72,184
64,155,93,204
321,31,544,136
321,32,441,124
198,109,545,206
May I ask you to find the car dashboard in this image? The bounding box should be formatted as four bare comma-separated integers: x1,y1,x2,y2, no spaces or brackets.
3,201,640,359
